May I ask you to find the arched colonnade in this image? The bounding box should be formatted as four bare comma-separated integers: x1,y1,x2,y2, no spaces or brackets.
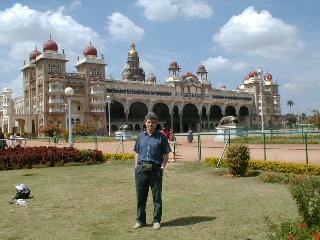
106,100,250,133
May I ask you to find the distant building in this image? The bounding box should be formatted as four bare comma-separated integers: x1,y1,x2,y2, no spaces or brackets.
0,36,281,134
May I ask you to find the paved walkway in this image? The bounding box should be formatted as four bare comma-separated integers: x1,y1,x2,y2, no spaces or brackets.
23,137,320,165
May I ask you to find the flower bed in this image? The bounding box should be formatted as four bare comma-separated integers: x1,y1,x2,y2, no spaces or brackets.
0,146,103,170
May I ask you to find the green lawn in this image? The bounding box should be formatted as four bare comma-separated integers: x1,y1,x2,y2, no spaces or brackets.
0,161,299,240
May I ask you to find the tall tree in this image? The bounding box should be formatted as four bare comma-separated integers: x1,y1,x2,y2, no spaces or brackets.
287,99,294,113
308,110,320,129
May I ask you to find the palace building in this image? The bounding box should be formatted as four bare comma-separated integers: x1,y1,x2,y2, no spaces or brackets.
0,36,281,134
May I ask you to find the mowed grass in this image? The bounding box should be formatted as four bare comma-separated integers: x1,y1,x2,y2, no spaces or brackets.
0,161,299,240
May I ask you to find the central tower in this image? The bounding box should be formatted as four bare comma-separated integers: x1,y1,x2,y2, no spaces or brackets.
122,41,145,82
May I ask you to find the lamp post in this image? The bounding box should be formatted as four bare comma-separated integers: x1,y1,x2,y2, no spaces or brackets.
33,105,40,137
105,95,112,137
65,87,74,147
257,69,265,132
64,103,68,130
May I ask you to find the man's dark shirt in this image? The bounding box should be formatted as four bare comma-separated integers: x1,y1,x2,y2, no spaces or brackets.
134,130,171,165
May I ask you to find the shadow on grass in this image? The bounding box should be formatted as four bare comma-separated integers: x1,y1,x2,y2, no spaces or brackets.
162,216,216,227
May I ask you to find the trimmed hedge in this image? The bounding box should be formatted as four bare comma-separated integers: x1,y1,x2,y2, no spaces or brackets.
204,157,320,176
0,147,103,170
103,153,135,161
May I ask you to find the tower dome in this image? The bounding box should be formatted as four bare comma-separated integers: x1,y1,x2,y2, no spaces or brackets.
169,60,179,68
29,47,41,61
198,64,206,72
248,70,257,78
128,41,138,57
266,73,273,80
83,42,97,57
147,73,156,83
43,35,58,52
183,72,196,78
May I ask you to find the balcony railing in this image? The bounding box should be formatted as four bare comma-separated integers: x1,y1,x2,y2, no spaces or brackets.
49,108,65,113
48,98,65,104
48,88,64,93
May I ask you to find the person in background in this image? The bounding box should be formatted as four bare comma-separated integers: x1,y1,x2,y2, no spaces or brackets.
168,129,176,161
0,131,7,149
15,133,22,148
9,133,15,147
187,129,193,143
133,112,171,230
160,127,170,139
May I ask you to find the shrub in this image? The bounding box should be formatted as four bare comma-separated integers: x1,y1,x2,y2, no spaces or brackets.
258,172,313,185
73,122,97,136
0,147,103,170
103,153,135,161
204,157,220,167
249,160,320,176
290,177,320,227
265,217,320,240
224,144,250,176
39,124,61,137
204,157,320,176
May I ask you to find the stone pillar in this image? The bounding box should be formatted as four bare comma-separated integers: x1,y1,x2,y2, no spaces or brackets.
125,110,129,124
179,112,183,133
170,111,173,130
198,109,202,132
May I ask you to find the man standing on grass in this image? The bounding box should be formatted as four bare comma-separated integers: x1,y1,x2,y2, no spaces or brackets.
133,112,171,230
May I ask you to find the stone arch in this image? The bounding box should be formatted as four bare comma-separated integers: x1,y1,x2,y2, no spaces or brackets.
182,103,199,132
225,105,237,117
173,105,180,133
152,102,170,126
134,124,141,131
108,101,125,121
128,101,148,121
239,106,249,121
209,105,222,120
201,106,207,121
111,125,118,131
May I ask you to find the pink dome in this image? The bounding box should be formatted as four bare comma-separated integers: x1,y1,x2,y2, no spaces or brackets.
43,36,58,52
266,73,273,80
248,71,257,78
183,72,196,78
29,48,41,61
169,60,179,68
83,42,97,57
198,64,206,71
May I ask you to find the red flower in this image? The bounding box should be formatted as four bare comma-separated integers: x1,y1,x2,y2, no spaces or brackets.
299,222,307,228
288,233,296,239
312,231,320,240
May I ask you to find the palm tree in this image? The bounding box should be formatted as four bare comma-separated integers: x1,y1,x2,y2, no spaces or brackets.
287,99,294,113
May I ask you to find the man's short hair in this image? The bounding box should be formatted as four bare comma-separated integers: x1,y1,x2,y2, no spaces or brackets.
144,112,158,122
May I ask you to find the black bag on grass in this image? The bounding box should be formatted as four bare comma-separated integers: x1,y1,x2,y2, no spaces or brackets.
15,184,31,199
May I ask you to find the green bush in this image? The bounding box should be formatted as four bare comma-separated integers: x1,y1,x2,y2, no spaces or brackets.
290,177,320,227
204,157,320,176
249,160,320,175
103,153,135,161
224,144,250,176
39,124,61,137
73,122,97,136
265,217,320,240
204,157,220,167
258,172,313,185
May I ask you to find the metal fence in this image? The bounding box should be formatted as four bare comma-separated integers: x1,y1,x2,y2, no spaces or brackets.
174,131,320,165
3,130,320,165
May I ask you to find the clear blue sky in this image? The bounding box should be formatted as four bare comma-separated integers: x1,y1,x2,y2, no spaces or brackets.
1,0,319,114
